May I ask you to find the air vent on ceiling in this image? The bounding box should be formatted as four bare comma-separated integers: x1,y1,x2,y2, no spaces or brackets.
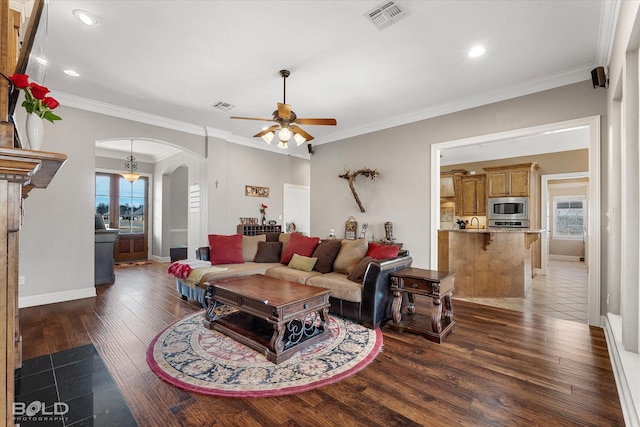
365,1,410,30
212,101,234,111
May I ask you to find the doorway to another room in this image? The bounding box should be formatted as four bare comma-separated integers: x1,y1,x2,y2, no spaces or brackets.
96,173,149,262
430,116,600,326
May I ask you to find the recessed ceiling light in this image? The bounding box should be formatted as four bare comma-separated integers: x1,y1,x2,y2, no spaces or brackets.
63,69,80,77
72,9,97,26
468,45,485,58
35,56,47,66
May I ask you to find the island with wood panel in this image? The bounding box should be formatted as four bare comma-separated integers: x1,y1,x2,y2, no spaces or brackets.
438,229,544,298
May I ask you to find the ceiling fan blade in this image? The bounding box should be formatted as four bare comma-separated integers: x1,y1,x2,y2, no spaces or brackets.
277,103,292,120
253,125,279,138
230,116,273,122
295,118,337,126
290,125,314,142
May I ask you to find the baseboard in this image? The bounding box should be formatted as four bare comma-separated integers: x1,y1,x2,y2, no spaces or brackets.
19,287,97,309
151,255,171,262
604,314,640,427
549,254,581,262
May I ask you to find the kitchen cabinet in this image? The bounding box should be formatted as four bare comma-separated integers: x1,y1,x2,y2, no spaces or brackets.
440,170,467,198
461,174,486,215
440,169,468,216
484,163,539,197
440,175,456,198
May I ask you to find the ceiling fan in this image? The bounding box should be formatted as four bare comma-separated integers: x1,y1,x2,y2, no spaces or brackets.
230,69,337,149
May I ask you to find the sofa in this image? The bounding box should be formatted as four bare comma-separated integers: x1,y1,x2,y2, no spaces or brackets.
175,232,412,329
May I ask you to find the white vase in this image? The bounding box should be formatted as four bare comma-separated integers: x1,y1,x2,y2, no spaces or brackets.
25,114,44,150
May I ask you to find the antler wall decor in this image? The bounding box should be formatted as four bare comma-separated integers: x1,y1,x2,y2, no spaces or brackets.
339,167,379,213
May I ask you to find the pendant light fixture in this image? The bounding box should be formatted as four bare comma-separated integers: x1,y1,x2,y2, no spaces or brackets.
120,140,141,182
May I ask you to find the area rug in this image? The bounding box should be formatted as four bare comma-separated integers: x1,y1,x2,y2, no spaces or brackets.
146,311,382,398
115,260,151,267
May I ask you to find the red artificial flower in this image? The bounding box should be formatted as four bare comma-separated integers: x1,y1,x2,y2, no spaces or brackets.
42,97,60,110
29,83,50,100
9,73,30,89
261,204,268,209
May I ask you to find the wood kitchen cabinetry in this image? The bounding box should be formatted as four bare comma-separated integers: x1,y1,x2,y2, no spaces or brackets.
440,169,468,216
460,174,486,216
484,163,539,198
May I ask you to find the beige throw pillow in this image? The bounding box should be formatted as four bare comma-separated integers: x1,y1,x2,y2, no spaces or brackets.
241,234,266,262
278,232,292,254
333,239,368,274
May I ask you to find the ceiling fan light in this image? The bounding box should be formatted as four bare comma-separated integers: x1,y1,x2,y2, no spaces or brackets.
261,131,275,144
294,133,306,146
279,127,292,142
277,140,288,149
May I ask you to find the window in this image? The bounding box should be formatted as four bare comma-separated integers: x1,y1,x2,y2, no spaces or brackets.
95,173,147,234
553,195,586,239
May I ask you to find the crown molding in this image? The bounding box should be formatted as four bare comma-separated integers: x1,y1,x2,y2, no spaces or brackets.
597,0,620,66
55,92,310,159
55,62,594,159
53,92,208,136
314,65,596,145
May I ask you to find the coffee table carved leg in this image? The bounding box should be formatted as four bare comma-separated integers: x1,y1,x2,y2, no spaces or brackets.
319,307,328,331
270,322,285,355
431,296,443,333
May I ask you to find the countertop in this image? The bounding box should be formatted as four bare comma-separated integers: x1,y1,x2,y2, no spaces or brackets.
439,228,545,233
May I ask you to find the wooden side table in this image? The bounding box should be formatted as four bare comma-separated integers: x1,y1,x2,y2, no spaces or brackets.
388,268,455,343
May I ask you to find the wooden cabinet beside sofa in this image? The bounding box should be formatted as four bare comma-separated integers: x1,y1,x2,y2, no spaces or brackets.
484,163,539,198
460,174,486,216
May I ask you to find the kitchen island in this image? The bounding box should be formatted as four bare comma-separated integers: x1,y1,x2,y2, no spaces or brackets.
438,228,544,298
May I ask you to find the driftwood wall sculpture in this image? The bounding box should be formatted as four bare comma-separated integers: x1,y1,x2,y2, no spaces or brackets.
339,167,379,213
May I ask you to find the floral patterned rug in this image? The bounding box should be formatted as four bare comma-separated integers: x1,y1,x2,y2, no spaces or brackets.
146,311,382,398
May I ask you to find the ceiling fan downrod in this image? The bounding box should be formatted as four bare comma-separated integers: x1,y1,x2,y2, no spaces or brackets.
280,69,290,104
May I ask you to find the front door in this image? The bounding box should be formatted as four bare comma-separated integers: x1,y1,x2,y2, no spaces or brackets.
96,173,148,262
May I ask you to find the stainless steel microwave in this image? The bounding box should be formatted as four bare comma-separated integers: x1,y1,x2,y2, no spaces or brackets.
487,197,529,227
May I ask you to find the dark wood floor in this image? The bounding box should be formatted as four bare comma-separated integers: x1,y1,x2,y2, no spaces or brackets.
19,261,624,427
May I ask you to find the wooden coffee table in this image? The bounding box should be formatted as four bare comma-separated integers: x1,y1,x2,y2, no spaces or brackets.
202,274,331,364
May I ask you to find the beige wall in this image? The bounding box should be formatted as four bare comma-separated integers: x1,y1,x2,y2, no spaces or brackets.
17,105,309,307
206,141,310,237
311,82,605,270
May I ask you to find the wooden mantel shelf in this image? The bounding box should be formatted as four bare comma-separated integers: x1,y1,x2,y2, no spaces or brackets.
0,147,67,196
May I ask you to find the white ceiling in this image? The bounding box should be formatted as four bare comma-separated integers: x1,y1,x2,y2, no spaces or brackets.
20,0,615,160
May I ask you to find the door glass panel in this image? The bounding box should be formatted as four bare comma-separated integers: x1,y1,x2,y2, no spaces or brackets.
119,177,145,234
95,174,110,225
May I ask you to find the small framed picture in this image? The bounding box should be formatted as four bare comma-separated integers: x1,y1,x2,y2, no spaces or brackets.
245,185,269,197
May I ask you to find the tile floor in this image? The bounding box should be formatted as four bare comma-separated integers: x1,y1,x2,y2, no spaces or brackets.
14,343,138,427
455,259,589,324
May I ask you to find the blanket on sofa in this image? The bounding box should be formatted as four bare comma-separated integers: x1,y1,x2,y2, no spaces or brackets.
167,259,212,279
167,260,229,287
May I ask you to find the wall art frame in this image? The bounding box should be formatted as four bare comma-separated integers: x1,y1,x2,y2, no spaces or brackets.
245,185,269,198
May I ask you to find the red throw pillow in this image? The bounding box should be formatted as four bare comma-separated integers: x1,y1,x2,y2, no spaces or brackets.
366,242,399,260
208,234,244,265
280,233,320,264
